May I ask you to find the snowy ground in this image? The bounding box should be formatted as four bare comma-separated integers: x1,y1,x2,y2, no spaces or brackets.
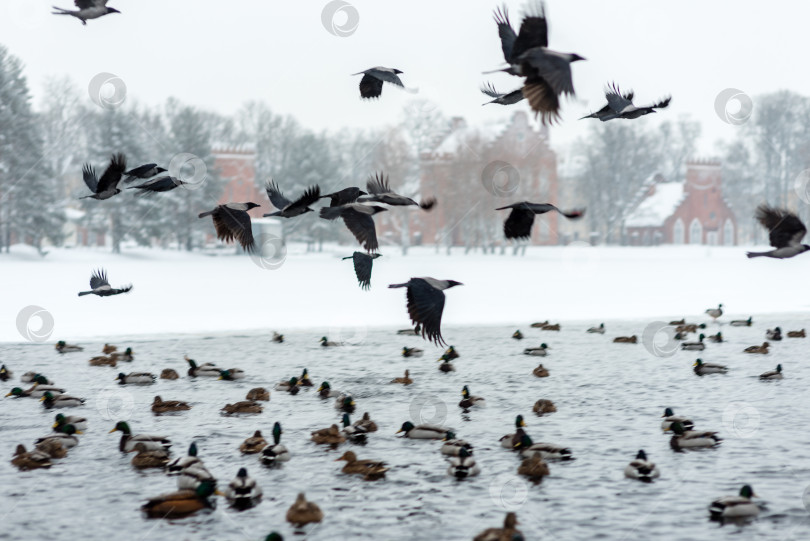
2,242,809,343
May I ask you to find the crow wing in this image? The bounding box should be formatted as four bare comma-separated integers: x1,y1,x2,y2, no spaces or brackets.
212,207,256,252
503,208,536,240
493,5,517,63
481,82,503,99
406,278,447,347
350,252,375,290
366,173,392,195
96,153,126,194
286,185,320,212
511,2,549,59
265,180,292,210
521,49,576,97
605,82,633,113
522,78,561,125
756,205,807,248
358,74,384,99
124,163,158,180
90,269,110,289
82,164,99,193
341,209,380,253
76,0,107,9
364,68,404,87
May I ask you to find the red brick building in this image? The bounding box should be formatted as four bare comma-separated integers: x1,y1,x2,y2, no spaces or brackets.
416,111,562,246
624,159,737,246
213,144,264,215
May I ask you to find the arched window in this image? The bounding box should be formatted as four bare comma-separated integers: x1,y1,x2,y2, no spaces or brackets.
672,218,684,245
689,218,703,245
723,219,734,246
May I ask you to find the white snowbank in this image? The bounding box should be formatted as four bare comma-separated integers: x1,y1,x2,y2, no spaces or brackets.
625,181,685,227
2,243,809,343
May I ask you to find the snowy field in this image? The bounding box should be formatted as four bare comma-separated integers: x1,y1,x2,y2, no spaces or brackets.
2,243,810,344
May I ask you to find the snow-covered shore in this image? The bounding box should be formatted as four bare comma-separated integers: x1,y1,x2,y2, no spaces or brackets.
2,243,809,343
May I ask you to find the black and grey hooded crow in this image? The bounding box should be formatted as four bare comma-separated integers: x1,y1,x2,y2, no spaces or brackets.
198,203,260,252
52,0,120,25
343,252,381,290
320,204,388,253
359,173,436,210
581,83,670,121
747,204,810,259
263,181,320,218
388,278,463,347
123,163,166,183
496,202,585,240
481,82,525,106
352,67,405,99
78,269,132,297
126,176,187,196
321,187,367,207
80,153,126,200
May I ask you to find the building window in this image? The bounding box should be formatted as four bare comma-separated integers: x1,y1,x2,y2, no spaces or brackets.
689,218,703,244
707,231,718,246
723,219,734,246
673,218,684,245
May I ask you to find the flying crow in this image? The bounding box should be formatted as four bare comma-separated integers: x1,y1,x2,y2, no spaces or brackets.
496,202,585,240
581,83,670,121
481,82,525,106
78,269,132,297
492,3,549,75
321,187,367,207
747,204,810,259
52,0,120,24
359,173,436,210
123,163,166,183
388,278,463,347
80,153,126,200
126,176,187,196
263,181,320,218
198,203,260,252
353,67,405,99
320,204,387,253
343,252,381,290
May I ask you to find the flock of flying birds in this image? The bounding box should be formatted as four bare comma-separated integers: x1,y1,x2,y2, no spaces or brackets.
15,0,810,536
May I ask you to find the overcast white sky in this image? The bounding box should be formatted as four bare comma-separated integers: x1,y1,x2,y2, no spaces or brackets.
1,1,804,158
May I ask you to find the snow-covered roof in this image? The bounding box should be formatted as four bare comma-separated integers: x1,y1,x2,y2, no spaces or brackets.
432,119,507,156
624,182,685,227
64,208,85,221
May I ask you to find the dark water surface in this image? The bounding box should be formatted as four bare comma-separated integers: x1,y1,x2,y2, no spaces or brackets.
2,317,810,540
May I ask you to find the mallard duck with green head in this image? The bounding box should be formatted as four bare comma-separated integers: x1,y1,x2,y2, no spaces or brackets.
299,368,313,386
275,377,300,394
41,391,85,408
459,385,485,409
587,323,605,334
443,346,459,359
177,464,216,491
669,421,721,450
55,341,83,354
523,343,549,356
693,359,728,375
272,331,284,343
438,355,455,372
681,334,706,351
402,347,423,358
261,422,290,465
224,467,263,509
340,413,367,443
500,415,527,448
512,330,524,340
168,442,203,473
142,479,220,519
709,485,760,519
729,317,752,327
36,423,81,449
320,337,340,347
335,394,356,413
396,421,447,439
760,364,783,380
110,347,134,362
11,444,52,470
446,447,480,478
660,408,694,431
708,332,723,343
624,450,659,482
317,381,338,398
53,413,87,431
185,356,221,377
515,432,573,460
109,421,171,452
441,431,473,456
218,368,246,381
117,372,155,385
0,365,12,382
